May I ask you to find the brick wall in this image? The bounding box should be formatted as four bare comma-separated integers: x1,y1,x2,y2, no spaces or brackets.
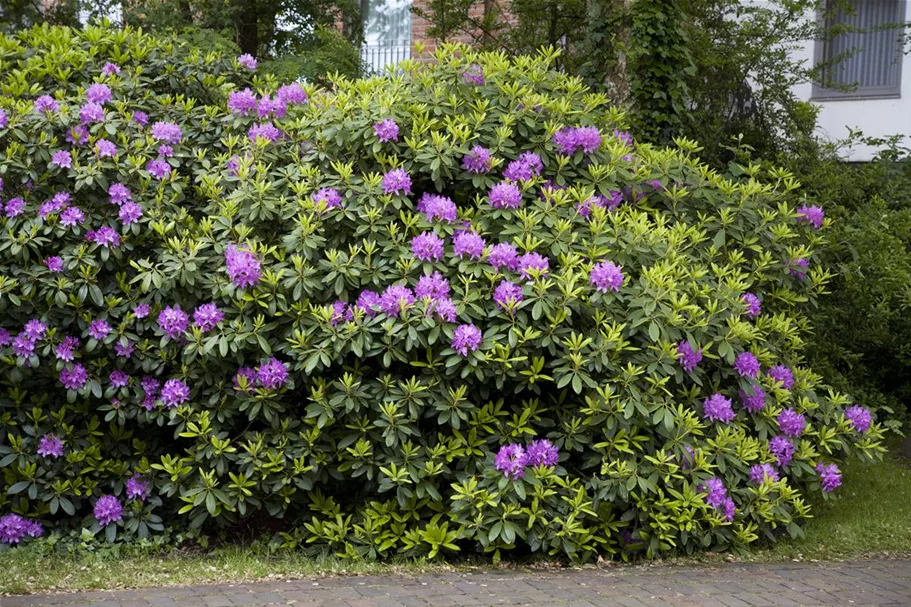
410,0,490,57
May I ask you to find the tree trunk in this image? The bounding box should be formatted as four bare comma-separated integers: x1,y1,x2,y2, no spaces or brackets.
233,0,259,56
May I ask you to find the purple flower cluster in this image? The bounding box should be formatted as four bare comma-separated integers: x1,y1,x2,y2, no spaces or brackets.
85,226,121,248
614,130,634,146
89,319,112,340
517,252,549,279
60,363,88,390
95,138,117,158
788,257,809,279
526,439,559,466
193,303,224,332
109,370,129,388
769,436,795,468
590,261,625,293
382,169,412,195
815,463,842,493
94,495,123,526
55,335,80,361
4,197,26,217
676,340,703,372
373,119,400,142
37,433,65,458
739,383,767,413
703,393,735,423
158,305,189,339
80,102,104,124
126,475,151,501
248,122,281,143
146,158,171,180
749,463,779,484
493,280,524,310
257,357,289,390
59,205,84,227
418,194,457,223
503,152,543,182
844,404,872,434
160,378,190,408
453,231,485,259
141,376,160,410
225,244,262,288
380,285,415,318
462,146,492,173
0,514,43,544
313,187,342,211
699,478,736,522
462,64,484,85
355,290,381,317
452,323,482,356
412,231,445,262
330,300,354,325
733,352,760,378
489,182,522,209
34,94,59,114
416,272,450,300
488,243,519,271
778,408,806,437
768,365,795,390
151,121,182,144
553,126,602,155
237,54,258,70
741,293,761,318
797,204,825,229
495,444,528,479
228,88,258,115
86,83,113,105
51,150,72,168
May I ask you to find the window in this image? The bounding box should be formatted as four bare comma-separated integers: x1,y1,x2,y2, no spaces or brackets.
813,0,905,100
361,0,412,73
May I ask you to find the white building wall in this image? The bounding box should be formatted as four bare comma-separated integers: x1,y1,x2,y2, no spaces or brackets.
790,1,911,161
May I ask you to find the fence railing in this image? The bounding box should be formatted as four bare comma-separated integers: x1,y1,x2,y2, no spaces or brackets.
361,42,411,74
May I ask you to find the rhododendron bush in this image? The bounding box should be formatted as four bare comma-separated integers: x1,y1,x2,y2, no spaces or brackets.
0,24,885,559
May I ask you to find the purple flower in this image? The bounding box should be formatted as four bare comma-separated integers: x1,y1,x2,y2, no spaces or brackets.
114,339,134,358
13,335,36,357
160,379,190,408
141,376,161,404
778,408,806,438
504,160,535,182
453,231,485,259
0,329,9,347
237,54,258,70
157,145,173,158
739,383,767,413
102,62,121,75
495,444,528,479
488,243,519,271
452,324,482,356
741,293,761,319
80,102,104,124
225,245,262,288
146,159,171,180
233,367,257,393
374,118,400,142
227,155,242,176
60,363,89,390
95,139,117,158
94,495,123,526
67,125,89,144
133,303,150,318
844,404,872,434
816,463,842,493
109,370,130,388
55,336,79,361
119,201,143,225
23,319,47,340
89,319,112,340
430,297,457,322
770,436,796,468
379,285,415,318
462,64,484,85
412,232,445,262
463,146,492,173
257,358,289,390
158,305,189,339
517,252,549,279
313,187,342,210
248,122,281,143
788,257,809,279
133,111,149,127
37,434,65,458
493,280,524,310
489,182,522,209
277,83,307,105
614,130,634,146
768,365,795,390
108,183,132,205
87,226,121,247
228,88,258,115
418,194,457,223
382,169,412,196
355,290,382,317
749,463,779,484
254,96,284,119
554,126,602,155
700,477,728,509
151,121,182,144
0,514,43,544
86,83,113,105
703,393,735,423
676,341,703,372
330,301,353,325
51,150,72,168
4,197,26,217
126,475,150,501
59,206,85,227
0,109,6,129
733,352,760,378
45,256,64,273
34,95,59,114
797,204,825,229
415,271,450,300
590,261,625,293
527,439,559,466
193,303,223,332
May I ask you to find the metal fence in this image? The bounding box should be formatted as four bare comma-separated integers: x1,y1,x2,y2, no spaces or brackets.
361,42,411,74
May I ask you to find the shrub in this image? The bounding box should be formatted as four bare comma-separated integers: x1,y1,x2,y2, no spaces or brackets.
0,25,885,560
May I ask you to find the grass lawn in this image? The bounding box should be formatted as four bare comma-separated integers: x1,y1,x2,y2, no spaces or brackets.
2,452,909,595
